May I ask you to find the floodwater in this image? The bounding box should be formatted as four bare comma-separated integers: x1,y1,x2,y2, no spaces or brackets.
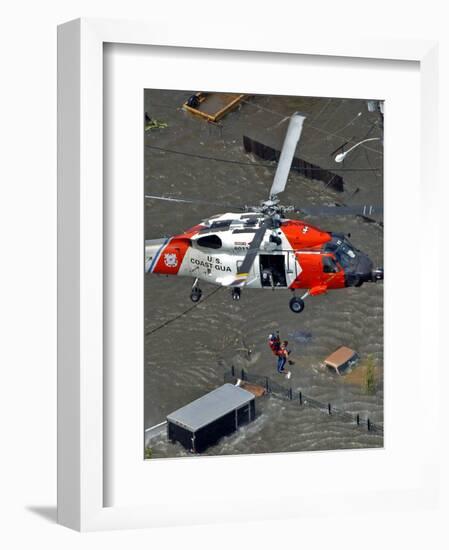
144,90,383,458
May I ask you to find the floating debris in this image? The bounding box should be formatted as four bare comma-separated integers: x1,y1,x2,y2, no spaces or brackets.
145,112,168,131
183,92,248,123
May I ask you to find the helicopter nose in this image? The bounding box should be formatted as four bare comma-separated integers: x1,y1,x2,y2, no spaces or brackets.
344,253,381,287
371,267,384,282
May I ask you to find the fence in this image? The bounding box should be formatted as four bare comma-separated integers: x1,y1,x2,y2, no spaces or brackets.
224,366,383,435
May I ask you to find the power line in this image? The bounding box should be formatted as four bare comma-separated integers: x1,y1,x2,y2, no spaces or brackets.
144,144,379,172
145,286,222,337
241,98,383,156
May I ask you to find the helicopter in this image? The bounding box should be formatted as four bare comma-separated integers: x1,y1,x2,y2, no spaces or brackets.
145,113,383,313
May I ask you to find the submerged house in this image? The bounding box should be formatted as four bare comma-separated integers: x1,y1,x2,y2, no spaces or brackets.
167,383,256,453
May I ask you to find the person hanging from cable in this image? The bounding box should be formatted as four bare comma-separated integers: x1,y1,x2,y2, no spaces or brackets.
277,340,292,379
268,333,292,379
268,332,281,355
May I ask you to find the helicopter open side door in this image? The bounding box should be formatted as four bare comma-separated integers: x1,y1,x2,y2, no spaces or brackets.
285,250,299,287
258,252,297,289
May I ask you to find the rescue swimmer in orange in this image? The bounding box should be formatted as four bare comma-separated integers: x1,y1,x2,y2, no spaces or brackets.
145,113,383,313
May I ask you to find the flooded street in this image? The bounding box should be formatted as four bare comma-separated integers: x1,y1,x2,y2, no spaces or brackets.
144,90,383,458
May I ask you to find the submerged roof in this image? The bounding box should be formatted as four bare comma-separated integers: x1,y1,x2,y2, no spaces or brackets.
324,346,357,368
167,383,254,432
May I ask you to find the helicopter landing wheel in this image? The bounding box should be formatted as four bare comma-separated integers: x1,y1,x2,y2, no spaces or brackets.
231,288,241,301
190,287,202,303
289,296,305,314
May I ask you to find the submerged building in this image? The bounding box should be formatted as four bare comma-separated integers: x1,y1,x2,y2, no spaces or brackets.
167,383,256,453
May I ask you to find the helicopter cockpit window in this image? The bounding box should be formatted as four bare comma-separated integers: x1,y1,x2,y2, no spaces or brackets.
336,243,356,268
209,220,232,231
196,234,222,249
325,236,357,269
322,256,340,273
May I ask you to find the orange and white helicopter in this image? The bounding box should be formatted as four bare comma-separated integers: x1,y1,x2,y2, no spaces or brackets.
145,113,383,313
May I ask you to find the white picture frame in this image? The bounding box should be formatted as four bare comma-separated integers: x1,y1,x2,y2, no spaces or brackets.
58,18,442,532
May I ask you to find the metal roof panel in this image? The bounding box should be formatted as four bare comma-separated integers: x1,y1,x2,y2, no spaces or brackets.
167,383,254,432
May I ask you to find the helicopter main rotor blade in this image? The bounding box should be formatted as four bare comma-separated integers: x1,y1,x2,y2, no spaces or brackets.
145,194,245,210
269,113,306,199
231,218,272,287
295,204,383,217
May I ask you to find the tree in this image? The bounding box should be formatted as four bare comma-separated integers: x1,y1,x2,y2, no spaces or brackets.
144,446,153,459
363,354,376,394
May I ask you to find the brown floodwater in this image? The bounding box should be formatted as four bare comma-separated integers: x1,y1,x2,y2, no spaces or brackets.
144,90,383,458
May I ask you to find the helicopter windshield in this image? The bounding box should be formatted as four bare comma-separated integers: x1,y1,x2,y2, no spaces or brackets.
322,255,340,273
325,234,357,269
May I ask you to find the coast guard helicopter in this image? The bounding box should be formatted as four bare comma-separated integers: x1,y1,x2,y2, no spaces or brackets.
145,113,383,313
